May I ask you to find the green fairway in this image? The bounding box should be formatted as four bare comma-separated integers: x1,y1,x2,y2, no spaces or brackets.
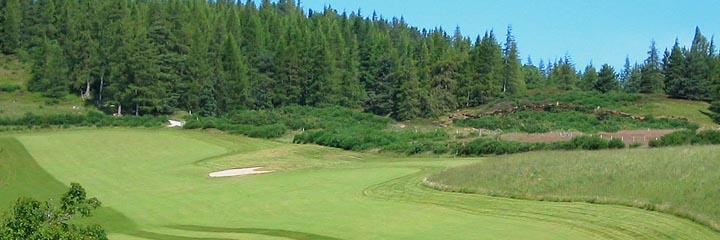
428,147,720,231
2,129,719,239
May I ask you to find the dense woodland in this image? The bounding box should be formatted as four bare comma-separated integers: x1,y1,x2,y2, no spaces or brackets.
1,0,719,119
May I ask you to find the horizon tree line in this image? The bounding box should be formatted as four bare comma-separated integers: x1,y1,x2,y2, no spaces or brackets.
1,0,718,119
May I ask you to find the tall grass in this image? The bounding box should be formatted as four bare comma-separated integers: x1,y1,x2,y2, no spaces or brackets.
427,146,720,231
456,109,697,133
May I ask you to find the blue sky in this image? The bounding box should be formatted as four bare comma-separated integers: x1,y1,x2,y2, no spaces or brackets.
298,0,719,69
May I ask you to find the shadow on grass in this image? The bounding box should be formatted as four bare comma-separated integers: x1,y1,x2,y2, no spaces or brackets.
148,225,344,240
0,137,139,234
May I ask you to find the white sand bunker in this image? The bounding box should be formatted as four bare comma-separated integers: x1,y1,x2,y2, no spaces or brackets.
209,167,274,178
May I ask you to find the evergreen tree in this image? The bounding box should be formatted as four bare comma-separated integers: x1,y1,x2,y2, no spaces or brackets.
580,64,598,91
217,34,250,112
663,40,689,98
1,0,21,53
502,26,524,94
549,58,577,90
522,64,544,89
28,39,69,98
620,56,632,89
639,40,664,93
395,59,423,120
595,64,619,93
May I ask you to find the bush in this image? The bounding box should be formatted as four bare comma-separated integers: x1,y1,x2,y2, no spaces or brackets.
0,111,167,128
629,142,643,148
608,138,626,149
649,130,698,147
0,84,21,92
695,130,720,145
570,136,609,150
456,109,696,134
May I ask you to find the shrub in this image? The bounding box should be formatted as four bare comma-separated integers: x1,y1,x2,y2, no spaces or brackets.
0,84,21,92
608,138,626,149
649,130,698,147
695,130,720,145
629,142,643,148
455,109,696,134
569,136,608,150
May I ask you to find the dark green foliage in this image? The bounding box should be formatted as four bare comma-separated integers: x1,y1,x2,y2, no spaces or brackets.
649,130,698,147
0,83,21,92
629,142,643,148
648,129,720,147
608,138,626,149
0,111,168,128
662,28,717,101
548,58,577,90
6,0,714,122
595,64,620,93
455,135,624,156
1,0,22,53
456,108,696,134
695,130,720,145
638,41,664,93
0,183,106,240
709,101,720,123
579,65,597,91
502,26,524,94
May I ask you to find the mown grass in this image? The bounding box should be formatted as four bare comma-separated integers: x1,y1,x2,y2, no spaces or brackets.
427,146,720,230
0,137,137,233
1,128,717,239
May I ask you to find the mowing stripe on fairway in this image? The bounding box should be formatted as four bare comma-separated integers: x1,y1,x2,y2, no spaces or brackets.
8,129,720,239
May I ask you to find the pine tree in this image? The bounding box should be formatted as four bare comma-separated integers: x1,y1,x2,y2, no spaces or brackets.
217,34,250,112
663,40,688,98
580,64,598,91
1,0,21,53
522,62,544,90
549,58,577,90
28,39,69,98
595,64,619,93
639,40,664,93
395,59,424,120
502,26,524,94
620,56,632,89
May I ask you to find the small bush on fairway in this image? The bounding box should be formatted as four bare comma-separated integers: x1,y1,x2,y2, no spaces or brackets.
0,183,106,240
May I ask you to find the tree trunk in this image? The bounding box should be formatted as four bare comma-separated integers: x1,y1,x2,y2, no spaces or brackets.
97,75,104,108
117,103,122,116
84,80,91,99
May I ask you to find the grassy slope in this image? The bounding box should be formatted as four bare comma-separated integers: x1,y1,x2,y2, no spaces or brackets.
0,128,715,239
0,137,137,233
428,147,720,230
619,94,717,128
0,55,87,118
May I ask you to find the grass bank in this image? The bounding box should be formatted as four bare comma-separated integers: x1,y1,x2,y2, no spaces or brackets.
427,146,720,230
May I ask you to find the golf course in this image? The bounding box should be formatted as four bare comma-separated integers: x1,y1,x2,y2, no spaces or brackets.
2,128,719,239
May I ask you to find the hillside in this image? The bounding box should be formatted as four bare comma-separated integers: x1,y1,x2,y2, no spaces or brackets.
0,55,88,118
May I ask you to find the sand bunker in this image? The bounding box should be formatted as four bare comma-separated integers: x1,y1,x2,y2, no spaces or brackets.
209,167,273,178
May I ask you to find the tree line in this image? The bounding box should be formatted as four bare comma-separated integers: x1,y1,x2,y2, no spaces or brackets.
1,0,718,119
